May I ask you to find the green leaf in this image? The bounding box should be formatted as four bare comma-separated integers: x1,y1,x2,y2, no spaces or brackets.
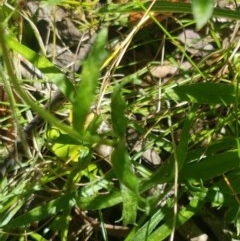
50,208,71,240
63,153,93,192
3,190,122,228
166,83,236,104
72,28,108,133
236,212,240,236
111,85,128,137
147,198,204,241
0,197,25,228
110,83,139,193
192,0,214,30
225,206,240,235
111,139,139,193
121,184,138,225
76,190,123,210
174,105,197,172
2,193,76,228
126,209,165,241
217,169,240,195
47,127,89,162
181,150,240,181
30,233,48,241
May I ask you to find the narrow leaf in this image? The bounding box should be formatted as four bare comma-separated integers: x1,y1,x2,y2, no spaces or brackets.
72,28,108,133
166,83,236,104
3,193,76,228
181,150,240,181
127,209,165,241
175,105,197,172
76,190,122,210
122,184,138,225
3,190,122,228
192,0,214,30
111,85,127,137
147,198,204,241
30,233,48,241
111,139,139,193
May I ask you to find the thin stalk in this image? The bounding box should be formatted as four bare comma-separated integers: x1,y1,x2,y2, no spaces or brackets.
0,64,31,158
167,102,178,241
98,210,108,241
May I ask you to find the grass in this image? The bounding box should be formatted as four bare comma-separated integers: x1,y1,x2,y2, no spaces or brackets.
1,0,240,240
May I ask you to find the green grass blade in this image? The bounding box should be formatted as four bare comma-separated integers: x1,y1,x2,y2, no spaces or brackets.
225,205,240,235
126,209,166,241
99,1,240,21
3,190,122,229
72,28,108,133
147,198,204,241
98,210,109,241
140,105,197,192
0,198,25,228
2,193,76,229
174,105,197,172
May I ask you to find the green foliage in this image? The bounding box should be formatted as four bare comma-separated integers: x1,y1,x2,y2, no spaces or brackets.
5,35,75,102
166,83,237,104
1,0,240,240
98,1,240,21
72,28,108,134
192,0,214,30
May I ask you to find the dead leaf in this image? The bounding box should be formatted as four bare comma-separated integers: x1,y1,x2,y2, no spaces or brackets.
178,29,214,56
